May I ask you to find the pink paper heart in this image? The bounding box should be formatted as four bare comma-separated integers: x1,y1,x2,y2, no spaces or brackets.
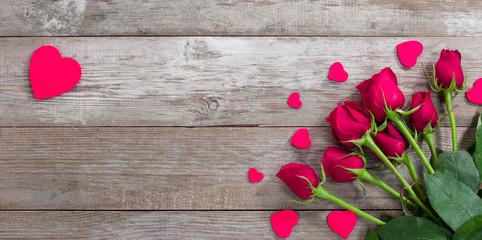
328,62,348,82
270,210,299,238
287,92,302,108
327,210,357,239
467,78,482,104
397,41,423,68
30,45,82,99
248,168,264,182
291,128,311,149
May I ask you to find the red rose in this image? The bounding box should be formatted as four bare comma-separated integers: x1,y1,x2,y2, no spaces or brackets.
276,163,319,200
356,68,405,121
322,146,364,183
435,49,464,89
410,91,439,132
372,123,407,159
326,101,372,147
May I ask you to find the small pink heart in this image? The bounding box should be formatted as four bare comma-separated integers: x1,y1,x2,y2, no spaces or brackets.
397,41,423,68
248,168,264,182
270,210,299,238
327,210,357,239
291,128,311,149
30,45,82,99
467,78,482,104
328,62,348,82
287,92,302,108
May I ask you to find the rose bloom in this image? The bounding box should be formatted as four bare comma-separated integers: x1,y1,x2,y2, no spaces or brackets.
356,68,405,121
435,49,464,88
322,146,364,183
326,101,372,147
276,163,319,200
410,91,439,132
372,123,407,159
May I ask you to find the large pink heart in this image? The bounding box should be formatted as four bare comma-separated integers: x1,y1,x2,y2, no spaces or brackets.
397,41,423,68
327,210,357,239
467,78,482,104
30,45,82,99
270,210,299,238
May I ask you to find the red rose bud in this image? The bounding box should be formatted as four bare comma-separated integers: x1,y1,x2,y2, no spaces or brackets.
435,49,464,89
322,146,364,183
372,123,407,159
356,68,405,121
410,91,439,132
326,101,372,147
276,163,320,200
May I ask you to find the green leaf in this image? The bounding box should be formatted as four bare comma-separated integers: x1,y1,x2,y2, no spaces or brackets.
425,173,482,231
453,215,482,240
376,216,451,240
436,151,479,193
474,152,482,183
364,229,379,240
468,142,476,156
476,115,482,153
435,147,444,156
431,148,443,167
380,214,395,222
475,115,482,182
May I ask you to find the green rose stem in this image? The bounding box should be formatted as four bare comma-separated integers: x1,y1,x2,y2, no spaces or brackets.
443,90,457,151
364,134,442,225
423,132,438,168
348,168,416,207
314,186,385,226
402,153,426,201
387,112,435,175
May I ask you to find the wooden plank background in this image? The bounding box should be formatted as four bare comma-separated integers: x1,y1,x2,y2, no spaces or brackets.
1,0,482,36
1,37,481,127
1,1,481,239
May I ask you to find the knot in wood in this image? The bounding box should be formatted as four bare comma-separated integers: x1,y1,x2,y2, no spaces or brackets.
207,99,219,111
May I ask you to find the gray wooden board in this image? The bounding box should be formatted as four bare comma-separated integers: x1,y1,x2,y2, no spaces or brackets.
1,37,481,127
0,126,473,210
0,1,481,36
0,210,401,239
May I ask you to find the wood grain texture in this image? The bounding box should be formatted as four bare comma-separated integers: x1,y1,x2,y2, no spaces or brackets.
0,210,401,239
0,0,481,36
0,126,473,210
1,37,481,127
2,2,479,240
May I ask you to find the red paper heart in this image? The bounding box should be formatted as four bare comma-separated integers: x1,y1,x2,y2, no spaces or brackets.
327,210,357,239
328,62,348,82
397,41,423,68
248,168,264,182
467,78,482,104
291,128,311,149
270,210,299,238
287,92,302,108
30,45,82,99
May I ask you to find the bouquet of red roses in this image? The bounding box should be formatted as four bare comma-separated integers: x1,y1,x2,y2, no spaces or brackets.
276,49,482,239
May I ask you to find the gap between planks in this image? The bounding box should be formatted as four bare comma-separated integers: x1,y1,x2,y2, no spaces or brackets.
0,209,393,212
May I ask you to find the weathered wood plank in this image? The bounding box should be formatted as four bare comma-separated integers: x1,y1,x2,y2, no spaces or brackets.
0,126,473,210
0,37,481,127
0,210,400,239
0,0,481,36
